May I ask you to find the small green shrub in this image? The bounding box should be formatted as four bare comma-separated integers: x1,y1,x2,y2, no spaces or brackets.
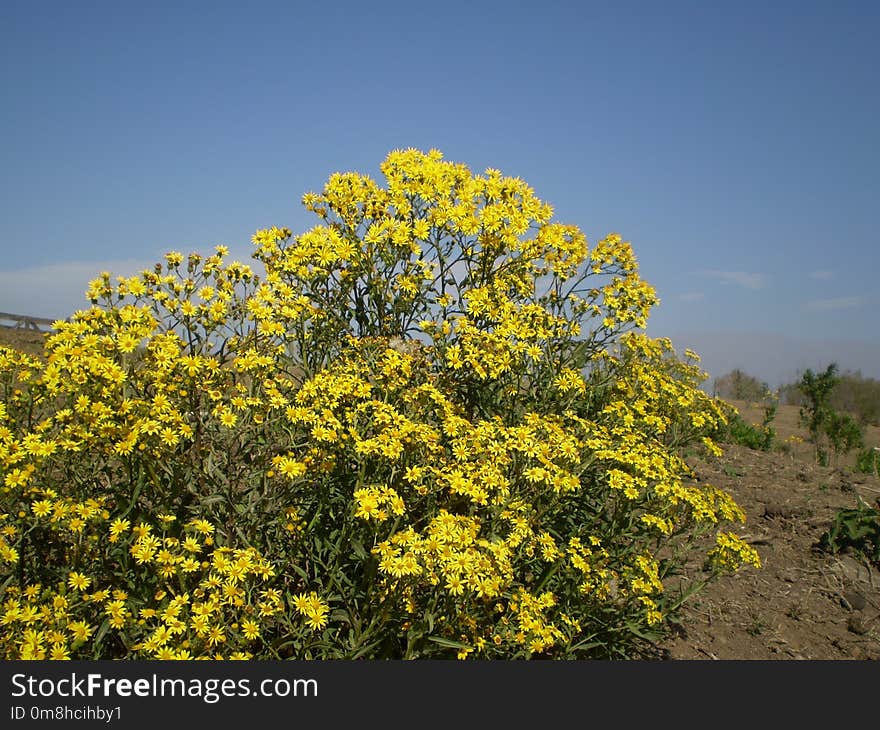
798,364,838,464
726,415,774,451
825,411,864,462
716,398,776,452
818,500,880,564
782,369,880,427
855,448,880,476
797,364,865,465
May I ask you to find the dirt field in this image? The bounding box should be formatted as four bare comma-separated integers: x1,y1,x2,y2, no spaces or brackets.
2,327,878,659
0,325,48,358
661,400,880,660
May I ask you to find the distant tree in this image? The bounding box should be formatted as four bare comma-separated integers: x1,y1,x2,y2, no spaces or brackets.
712,369,769,402
797,363,864,465
832,370,880,426
798,363,839,465
781,368,880,427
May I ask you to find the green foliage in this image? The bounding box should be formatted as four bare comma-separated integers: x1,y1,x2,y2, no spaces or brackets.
724,415,774,451
818,500,880,564
855,448,880,476
715,397,777,452
833,371,880,426
796,364,864,465
782,369,880,427
798,363,839,442
824,411,864,460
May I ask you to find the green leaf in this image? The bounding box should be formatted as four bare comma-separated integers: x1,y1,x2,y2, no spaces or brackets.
568,638,604,652
330,609,350,623
350,538,367,560
200,494,226,506
0,572,15,601
624,622,661,642
290,563,310,581
427,636,471,650
120,465,146,518
93,618,112,650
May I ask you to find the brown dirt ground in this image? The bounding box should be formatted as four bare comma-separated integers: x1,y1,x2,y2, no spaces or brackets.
2,328,879,659
660,399,880,660
0,325,48,358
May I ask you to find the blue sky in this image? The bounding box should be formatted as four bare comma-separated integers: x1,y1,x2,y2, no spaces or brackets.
1,0,878,386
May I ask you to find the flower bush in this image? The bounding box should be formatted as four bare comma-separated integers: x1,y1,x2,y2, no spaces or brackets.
0,148,759,659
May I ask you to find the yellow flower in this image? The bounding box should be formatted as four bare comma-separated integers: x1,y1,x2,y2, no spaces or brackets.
68,621,93,642
241,619,260,640
67,572,91,591
164,251,183,267
292,591,329,631
31,500,53,517
49,643,70,661
207,625,226,646
189,519,215,536
273,455,307,480
353,489,381,521
109,517,130,542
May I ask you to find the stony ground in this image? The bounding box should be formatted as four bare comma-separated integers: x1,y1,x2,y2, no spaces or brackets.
660,400,880,660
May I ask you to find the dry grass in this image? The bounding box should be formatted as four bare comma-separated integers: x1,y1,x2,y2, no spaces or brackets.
727,398,880,471
0,326,49,358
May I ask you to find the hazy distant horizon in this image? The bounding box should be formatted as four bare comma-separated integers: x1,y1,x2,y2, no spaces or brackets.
657,329,880,390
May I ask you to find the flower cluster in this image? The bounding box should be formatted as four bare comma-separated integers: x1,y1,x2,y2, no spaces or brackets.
0,149,759,660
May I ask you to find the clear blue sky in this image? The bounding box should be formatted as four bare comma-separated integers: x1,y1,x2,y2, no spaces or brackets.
1,0,878,385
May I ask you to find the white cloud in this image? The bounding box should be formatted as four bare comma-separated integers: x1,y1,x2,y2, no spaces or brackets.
809,270,834,280
803,296,864,313
697,270,767,290
0,259,159,320
678,291,705,302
